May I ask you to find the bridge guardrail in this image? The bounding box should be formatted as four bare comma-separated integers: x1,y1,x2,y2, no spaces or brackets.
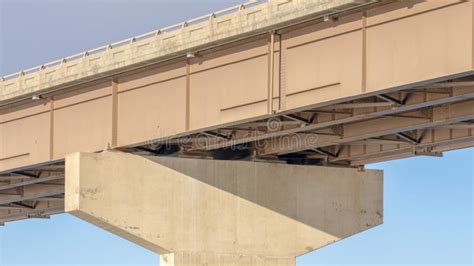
0,0,377,103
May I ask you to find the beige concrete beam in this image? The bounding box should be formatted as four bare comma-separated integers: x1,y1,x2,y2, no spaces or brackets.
65,151,382,266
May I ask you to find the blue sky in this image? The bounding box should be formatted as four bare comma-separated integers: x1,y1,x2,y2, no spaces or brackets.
0,1,473,265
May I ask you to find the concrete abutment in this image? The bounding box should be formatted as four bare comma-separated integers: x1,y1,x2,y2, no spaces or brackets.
65,151,383,265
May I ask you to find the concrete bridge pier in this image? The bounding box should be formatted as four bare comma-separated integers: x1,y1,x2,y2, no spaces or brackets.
65,151,383,266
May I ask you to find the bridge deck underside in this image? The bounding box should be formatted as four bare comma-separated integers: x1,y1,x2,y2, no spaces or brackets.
1,75,473,224
1,0,474,224
0,162,65,225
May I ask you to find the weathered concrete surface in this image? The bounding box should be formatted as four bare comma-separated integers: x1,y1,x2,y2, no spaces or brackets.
65,151,383,265
0,0,376,103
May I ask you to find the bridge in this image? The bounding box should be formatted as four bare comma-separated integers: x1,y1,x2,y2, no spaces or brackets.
0,0,473,265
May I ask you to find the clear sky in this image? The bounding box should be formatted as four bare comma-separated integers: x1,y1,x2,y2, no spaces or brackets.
0,0,473,265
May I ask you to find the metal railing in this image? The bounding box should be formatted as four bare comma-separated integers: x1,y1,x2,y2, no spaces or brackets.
0,0,267,81
0,0,381,104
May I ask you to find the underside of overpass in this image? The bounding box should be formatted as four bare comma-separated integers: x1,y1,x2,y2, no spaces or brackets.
0,0,473,265
1,76,472,225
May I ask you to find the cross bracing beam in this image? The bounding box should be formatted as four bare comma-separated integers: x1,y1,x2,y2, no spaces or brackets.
283,114,311,124
194,87,474,151
0,205,30,210
437,122,474,129
0,160,64,176
346,138,413,145
343,136,474,166
11,171,38,178
376,94,403,105
395,132,419,145
0,174,64,191
324,101,399,109
260,99,474,155
0,204,64,224
0,184,64,205
33,196,65,202
328,130,474,165
427,81,474,88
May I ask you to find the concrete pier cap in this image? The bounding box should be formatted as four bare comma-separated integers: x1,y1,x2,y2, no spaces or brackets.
65,151,383,266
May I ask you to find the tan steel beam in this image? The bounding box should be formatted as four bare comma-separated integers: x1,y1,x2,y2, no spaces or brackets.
329,128,474,165
0,204,64,224
394,132,419,145
346,148,415,165
33,196,65,202
241,121,303,127
111,79,119,147
203,88,474,151
427,81,474,88
267,32,275,114
0,184,64,205
437,122,474,129
282,114,310,124
260,99,474,155
348,136,474,166
324,102,399,109
0,159,64,176
376,94,402,105
347,138,412,145
0,175,33,181
0,205,30,210
0,174,64,191
422,136,474,153
414,151,443,157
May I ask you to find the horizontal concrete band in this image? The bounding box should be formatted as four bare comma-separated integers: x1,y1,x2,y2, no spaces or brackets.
0,0,376,103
